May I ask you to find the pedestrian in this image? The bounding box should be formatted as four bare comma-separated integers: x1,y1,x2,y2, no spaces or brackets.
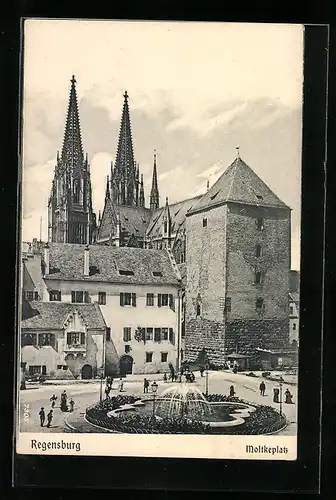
118,378,124,392
143,378,148,394
50,394,57,408
105,385,111,399
69,399,75,412
273,388,280,403
163,373,167,383
200,366,205,377
285,388,293,404
60,390,67,411
229,385,235,397
39,407,45,427
46,409,53,428
259,381,266,396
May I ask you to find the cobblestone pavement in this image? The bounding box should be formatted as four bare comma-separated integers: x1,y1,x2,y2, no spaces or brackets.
19,370,297,435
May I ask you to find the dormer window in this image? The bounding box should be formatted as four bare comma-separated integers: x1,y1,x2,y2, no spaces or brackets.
153,271,163,277
119,270,135,276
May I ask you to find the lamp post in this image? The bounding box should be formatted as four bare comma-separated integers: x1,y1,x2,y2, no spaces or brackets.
205,363,209,396
279,376,284,416
151,381,158,427
99,373,104,404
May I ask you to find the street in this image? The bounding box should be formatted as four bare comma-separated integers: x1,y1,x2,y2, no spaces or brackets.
19,371,297,435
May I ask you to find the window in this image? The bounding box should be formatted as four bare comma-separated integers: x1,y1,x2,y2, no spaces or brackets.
164,221,168,233
256,244,262,258
25,291,34,301
203,218,208,227
146,352,153,363
62,365,67,370
293,324,297,330
29,365,42,376
57,365,63,370
169,294,175,311
256,298,264,310
255,271,262,284
119,270,135,276
146,293,154,306
153,271,163,277
98,292,106,305
196,304,201,317
71,291,83,303
290,306,294,315
120,292,136,307
38,333,55,347
125,345,131,353
158,294,169,307
161,352,168,362
123,327,131,342
67,332,85,346
49,290,61,302
256,218,264,230
146,328,153,341
181,321,185,339
162,328,168,341
22,333,37,347
84,291,90,303
34,291,39,301
169,328,175,345
154,328,161,342
73,180,80,203
224,297,232,313
106,327,111,341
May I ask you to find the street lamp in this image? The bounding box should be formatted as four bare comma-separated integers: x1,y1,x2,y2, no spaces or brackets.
99,373,104,404
279,376,284,416
205,364,209,396
151,381,158,426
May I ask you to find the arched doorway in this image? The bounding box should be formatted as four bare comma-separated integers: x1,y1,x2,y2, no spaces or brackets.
119,355,133,376
82,364,93,379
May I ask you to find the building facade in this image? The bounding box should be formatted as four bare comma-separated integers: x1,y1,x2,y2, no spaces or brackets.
38,243,182,376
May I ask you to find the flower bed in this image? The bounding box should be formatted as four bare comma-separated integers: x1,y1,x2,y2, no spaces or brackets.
85,393,287,435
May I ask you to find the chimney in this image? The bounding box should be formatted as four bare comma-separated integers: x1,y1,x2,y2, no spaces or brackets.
44,243,50,275
84,245,90,276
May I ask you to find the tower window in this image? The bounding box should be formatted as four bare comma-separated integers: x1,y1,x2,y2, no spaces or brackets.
256,244,262,257
224,297,232,313
256,298,264,310
256,218,264,230
255,271,262,284
203,218,207,227
73,180,80,204
293,324,297,330
164,221,168,233
196,304,201,317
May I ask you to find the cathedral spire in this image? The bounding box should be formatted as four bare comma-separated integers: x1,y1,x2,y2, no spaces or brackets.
61,75,84,170
139,174,145,207
150,149,160,211
113,90,137,206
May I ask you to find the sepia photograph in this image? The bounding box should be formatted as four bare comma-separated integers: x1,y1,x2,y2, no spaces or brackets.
17,19,303,460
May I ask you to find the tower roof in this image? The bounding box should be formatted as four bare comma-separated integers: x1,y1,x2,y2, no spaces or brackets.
61,75,84,168
150,149,160,210
187,155,290,215
114,91,136,182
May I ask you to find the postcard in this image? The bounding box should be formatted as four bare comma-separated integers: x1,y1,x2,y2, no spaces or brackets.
16,19,303,460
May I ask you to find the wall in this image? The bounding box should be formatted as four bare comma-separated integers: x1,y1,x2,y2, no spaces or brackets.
224,204,291,353
184,205,228,364
44,279,179,375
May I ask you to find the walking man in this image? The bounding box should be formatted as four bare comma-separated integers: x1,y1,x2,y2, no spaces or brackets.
259,381,266,396
69,399,75,412
46,409,53,428
50,394,57,408
229,385,235,397
39,407,45,427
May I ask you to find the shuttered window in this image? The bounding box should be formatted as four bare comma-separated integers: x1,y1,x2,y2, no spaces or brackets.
158,294,169,307
154,328,161,342
120,293,136,307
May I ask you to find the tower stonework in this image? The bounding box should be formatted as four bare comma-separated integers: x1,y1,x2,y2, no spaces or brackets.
184,155,291,366
48,75,96,244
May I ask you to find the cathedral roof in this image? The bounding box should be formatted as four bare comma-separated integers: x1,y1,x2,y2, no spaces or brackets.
97,199,152,242
146,195,203,239
21,301,106,330
61,75,85,169
187,156,290,215
46,243,181,286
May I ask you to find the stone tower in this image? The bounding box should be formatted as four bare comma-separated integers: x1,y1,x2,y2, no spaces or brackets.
48,75,96,244
150,150,160,211
184,152,291,366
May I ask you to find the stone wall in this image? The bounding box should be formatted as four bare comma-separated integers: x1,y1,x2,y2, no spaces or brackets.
184,318,226,364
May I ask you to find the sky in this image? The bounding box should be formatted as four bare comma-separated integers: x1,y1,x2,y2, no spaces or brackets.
21,20,304,270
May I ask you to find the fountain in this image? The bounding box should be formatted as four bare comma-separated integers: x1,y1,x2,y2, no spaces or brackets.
154,384,213,420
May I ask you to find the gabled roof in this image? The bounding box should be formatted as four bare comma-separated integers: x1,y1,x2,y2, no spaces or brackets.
146,195,203,239
21,301,106,330
47,243,181,285
23,255,47,294
187,156,290,215
97,198,152,242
